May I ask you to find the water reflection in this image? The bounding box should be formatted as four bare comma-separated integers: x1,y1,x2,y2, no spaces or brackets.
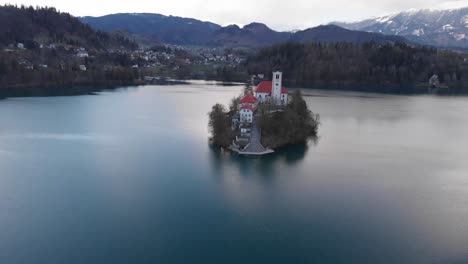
2,84,468,264
0,83,187,99
208,141,313,179
0,85,119,98
445,255,468,264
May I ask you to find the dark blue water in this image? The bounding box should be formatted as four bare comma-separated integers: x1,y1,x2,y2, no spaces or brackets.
1,83,468,264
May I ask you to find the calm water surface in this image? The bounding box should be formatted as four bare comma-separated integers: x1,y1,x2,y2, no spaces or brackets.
1,82,468,264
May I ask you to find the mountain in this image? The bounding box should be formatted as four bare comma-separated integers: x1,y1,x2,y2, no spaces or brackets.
291,25,406,44
209,24,404,47
81,13,406,47
80,14,290,47
0,5,137,50
80,13,221,46
208,23,291,47
333,7,468,48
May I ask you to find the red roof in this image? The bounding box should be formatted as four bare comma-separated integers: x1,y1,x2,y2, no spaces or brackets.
255,81,288,94
240,94,257,104
241,104,255,112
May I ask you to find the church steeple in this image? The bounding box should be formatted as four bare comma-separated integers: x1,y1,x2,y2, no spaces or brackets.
272,71,283,104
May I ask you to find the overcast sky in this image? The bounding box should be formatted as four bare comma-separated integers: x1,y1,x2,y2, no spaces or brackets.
2,0,468,30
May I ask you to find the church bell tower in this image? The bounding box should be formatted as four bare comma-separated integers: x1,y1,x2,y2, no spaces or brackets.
272,71,282,104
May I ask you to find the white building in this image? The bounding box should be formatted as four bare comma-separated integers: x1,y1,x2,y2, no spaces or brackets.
77,51,89,58
429,74,439,88
240,105,254,123
254,71,288,106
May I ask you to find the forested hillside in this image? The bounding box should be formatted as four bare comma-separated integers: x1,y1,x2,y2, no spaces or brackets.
0,5,137,50
0,5,140,94
81,13,221,46
246,42,468,94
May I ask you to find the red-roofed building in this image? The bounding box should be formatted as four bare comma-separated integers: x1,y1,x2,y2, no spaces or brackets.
239,93,258,110
255,72,288,105
240,93,257,104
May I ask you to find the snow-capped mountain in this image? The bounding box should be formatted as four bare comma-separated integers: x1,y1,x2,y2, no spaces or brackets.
333,7,468,48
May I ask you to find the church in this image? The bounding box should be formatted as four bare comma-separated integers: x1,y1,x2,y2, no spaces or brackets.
232,71,290,152
254,71,288,106
234,71,289,126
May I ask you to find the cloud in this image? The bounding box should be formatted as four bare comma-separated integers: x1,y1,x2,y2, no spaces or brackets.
1,0,467,30
436,0,468,9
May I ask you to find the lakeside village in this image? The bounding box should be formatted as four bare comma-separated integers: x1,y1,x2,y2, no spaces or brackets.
5,42,246,80
209,71,320,156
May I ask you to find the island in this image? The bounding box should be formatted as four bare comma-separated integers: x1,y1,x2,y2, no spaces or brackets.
208,71,320,155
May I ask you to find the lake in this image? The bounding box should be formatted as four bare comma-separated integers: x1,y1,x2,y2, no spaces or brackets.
1,82,468,264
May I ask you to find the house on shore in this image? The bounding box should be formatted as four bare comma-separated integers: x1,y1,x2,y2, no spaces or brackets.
240,104,255,123
76,48,89,58
231,92,258,145
428,74,449,94
429,74,440,88
231,93,257,128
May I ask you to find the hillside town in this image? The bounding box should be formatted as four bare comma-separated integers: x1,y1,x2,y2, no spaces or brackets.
130,46,247,80
4,41,246,78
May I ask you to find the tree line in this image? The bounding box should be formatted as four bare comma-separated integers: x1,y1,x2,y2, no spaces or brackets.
0,5,137,50
245,42,468,94
0,49,139,92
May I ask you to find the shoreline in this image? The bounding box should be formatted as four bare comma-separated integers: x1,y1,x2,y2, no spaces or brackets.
0,80,142,99
1,79,467,100
229,145,275,156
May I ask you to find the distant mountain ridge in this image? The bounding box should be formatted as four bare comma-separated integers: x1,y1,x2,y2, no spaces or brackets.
333,7,468,48
80,13,407,47
81,13,220,46
207,23,292,47
291,25,405,44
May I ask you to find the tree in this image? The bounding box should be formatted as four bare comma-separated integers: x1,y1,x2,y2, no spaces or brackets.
175,65,192,80
229,96,240,113
244,82,252,94
289,90,309,118
208,104,233,148
260,91,319,149
0,60,7,76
